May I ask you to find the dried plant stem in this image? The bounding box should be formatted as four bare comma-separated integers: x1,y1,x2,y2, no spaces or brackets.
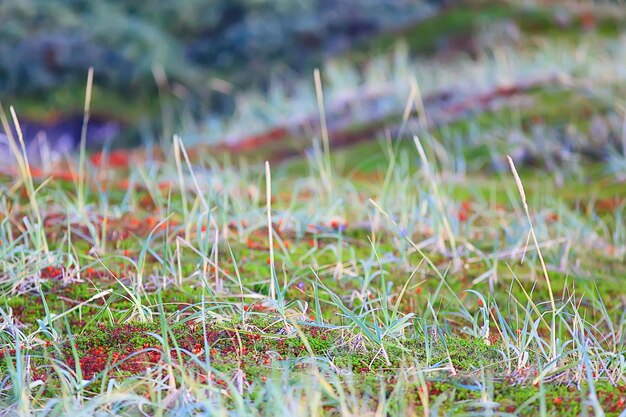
507,155,557,365
266,161,276,300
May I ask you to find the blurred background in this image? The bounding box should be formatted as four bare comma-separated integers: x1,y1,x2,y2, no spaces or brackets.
1,0,625,164
0,0,438,148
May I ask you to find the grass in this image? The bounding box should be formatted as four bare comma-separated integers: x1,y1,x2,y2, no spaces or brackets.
1,123,626,415
2,2,626,416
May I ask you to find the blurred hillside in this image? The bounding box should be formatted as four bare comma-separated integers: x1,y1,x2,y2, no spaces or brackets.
0,0,438,146
3,0,625,157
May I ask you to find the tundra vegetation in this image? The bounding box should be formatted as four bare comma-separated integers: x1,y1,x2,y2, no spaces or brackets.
1,1,626,416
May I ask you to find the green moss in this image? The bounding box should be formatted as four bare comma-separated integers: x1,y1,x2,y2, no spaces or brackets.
8,84,161,126
356,1,625,60
358,2,517,57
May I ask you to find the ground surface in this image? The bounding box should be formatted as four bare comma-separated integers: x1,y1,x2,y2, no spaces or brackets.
2,1,626,416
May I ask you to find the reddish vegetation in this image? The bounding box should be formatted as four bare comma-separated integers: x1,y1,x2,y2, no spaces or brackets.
68,326,261,379
66,346,161,380
40,266,65,280
214,127,290,153
328,218,347,231
41,211,180,244
28,167,78,182
90,150,131,168
5,323,333,382
243,303,276,313
66,346,161,379
595,197,624,213
546,212,559,222
580,11,596,31
458,200,472,222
